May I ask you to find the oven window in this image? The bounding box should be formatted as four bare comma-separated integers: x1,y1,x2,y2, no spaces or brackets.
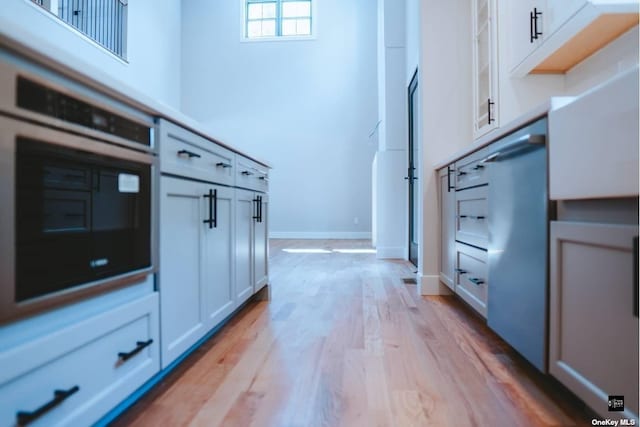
15,138,151,302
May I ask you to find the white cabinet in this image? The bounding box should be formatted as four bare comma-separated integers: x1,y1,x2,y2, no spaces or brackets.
509,0,546,71
511,0,639,76
235,189,255,304
0,292,159,427
254,194,269,292
546,0,586,35
159,177,234,368
439,166,456,290
235,189,269,305
549,221,638,420
472,0,499,137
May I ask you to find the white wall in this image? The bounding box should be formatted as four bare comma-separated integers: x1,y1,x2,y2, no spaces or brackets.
0,0,182,109
181,0,378,239
418,0,472,294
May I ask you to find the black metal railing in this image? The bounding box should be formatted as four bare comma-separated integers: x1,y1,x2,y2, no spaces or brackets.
58,0,127,58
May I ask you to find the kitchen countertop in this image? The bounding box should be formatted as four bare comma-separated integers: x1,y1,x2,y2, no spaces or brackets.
433,97,575,170
0,27,272,168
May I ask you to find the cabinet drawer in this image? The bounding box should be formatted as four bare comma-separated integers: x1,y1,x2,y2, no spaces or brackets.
159,120,235,186
455,147,490,190
0,293,159,427
456,185,488,249
455,243,488,317
236,156,269,192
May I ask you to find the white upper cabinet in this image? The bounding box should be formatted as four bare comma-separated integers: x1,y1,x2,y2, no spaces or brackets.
511,0,639,76
472,0,499,138
546,0,587,35
509,0,546,72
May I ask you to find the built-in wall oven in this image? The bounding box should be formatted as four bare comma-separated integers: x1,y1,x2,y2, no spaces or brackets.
0,48,156,324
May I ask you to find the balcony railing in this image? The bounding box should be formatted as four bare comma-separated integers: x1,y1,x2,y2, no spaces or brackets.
30,0,127,59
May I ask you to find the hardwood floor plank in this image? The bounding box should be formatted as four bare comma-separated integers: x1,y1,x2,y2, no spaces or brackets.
113,239,593,427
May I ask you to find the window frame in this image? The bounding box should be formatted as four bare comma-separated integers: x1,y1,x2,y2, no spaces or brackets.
241,0,317,42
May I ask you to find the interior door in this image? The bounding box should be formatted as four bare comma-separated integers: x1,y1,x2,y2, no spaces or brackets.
407,69,420,266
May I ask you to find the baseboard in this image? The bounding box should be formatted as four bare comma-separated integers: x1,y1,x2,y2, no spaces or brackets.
269,232,372,239
417,274,452,295
375,246,406,259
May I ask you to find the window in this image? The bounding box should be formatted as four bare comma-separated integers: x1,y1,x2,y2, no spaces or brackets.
30,0,128,59
245,0,313,39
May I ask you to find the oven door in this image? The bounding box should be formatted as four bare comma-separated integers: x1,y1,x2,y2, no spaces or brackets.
0,115,154,323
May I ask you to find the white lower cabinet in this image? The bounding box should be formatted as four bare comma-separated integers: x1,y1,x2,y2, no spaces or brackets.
235,189,269,305
254,193,269,292
439,166,456,290
549,221,639,420
0,292,159,427
159,176,234,368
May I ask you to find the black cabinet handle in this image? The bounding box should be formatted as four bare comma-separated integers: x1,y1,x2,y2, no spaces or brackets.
447,166,455,192
258,176,269,182
216,162,232,168
457,171,467,177
242,170,254,176
252,195,263,223
203,189,217,229
634,236,638,317
455,268,468,275
530,8,542,42
529,10,535,43
468,277,485,286
16,386,80,426
459,215,468,219
472,165,484,171
177,149,201,159
118,339,153,362
488,98,495,124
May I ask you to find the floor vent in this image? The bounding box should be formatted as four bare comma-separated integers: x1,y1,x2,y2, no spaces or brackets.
402,278,417,285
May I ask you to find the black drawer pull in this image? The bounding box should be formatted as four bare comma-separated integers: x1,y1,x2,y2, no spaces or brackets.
468,277,485,286
447,166,455,192
177,149,201,159
241,170,254,176
118,339,153,362
216,162,232,168
457,171,467,177
258,176,269,182
459,215,468,219
16,386,80,426
472,165,484,170
455,268,468,275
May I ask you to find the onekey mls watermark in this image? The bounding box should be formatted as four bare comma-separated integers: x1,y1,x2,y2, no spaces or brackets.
609,396,625,412
590,395,637,426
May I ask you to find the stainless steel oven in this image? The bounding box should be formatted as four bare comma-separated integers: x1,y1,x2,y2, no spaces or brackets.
0,48,157,324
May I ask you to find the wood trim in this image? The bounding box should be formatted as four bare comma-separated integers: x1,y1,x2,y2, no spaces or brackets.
532,14,639,74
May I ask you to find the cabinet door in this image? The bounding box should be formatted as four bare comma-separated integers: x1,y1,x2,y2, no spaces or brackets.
509,0,545,72
546,0,585,37
202,185,235,329
159,176,207,368
235,189,254,304
439,167,455,290
549,221,639,420
472,0,499,137
254,193,269,293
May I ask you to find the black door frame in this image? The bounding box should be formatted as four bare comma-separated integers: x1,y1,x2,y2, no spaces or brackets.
407,68,419,267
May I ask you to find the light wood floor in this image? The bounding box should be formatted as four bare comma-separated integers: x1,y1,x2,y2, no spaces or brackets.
114,239,593,427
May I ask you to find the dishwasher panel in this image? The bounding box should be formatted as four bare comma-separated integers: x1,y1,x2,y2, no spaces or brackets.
486,117,549,372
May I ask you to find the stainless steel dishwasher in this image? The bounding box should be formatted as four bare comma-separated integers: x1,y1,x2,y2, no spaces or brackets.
484,117,549,372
